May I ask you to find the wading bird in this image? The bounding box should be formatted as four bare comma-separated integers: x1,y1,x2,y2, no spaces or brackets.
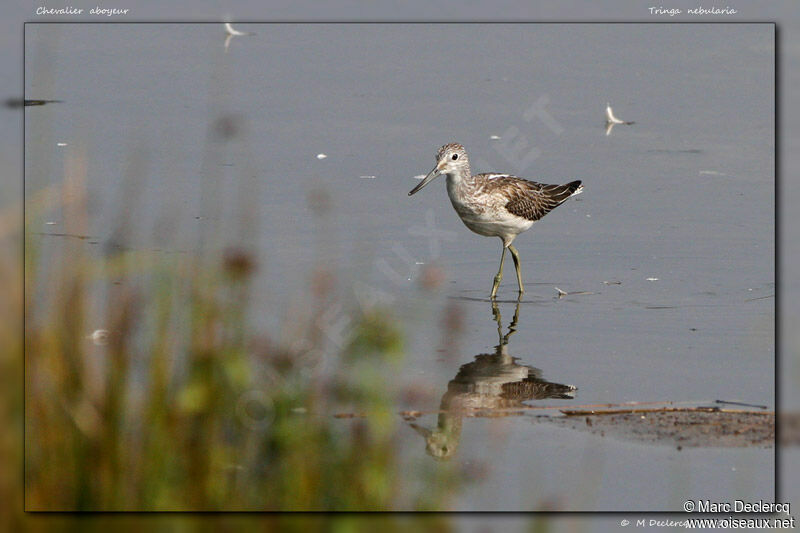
408,143,582,299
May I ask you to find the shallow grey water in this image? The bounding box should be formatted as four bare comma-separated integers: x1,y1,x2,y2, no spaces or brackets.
26,23,774,510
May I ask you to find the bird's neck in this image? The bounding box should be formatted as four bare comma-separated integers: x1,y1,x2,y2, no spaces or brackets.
445,169,477,205
444,165,473,188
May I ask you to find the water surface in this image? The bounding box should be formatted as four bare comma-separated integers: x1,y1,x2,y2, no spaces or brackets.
25,23,774,511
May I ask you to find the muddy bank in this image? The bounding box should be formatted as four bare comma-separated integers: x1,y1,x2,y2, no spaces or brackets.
543,408,775,448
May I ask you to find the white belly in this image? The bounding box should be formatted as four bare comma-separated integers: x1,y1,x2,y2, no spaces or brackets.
459,208,534,238
448,197,534,241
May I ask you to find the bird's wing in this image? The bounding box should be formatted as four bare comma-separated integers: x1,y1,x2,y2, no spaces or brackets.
501,378,577,401
482,177,581,222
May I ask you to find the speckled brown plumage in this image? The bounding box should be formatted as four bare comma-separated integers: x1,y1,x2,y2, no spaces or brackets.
478,176,583,222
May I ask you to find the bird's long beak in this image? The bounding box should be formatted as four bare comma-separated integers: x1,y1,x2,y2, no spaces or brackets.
408,165,441,196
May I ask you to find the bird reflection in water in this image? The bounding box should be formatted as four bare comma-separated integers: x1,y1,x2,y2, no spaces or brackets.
410,301,576,460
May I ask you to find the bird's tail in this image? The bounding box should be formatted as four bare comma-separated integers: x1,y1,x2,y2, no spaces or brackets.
566,180,583,196
546,180,583,204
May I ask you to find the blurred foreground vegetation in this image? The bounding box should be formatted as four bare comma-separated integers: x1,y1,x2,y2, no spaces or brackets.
17,151,466,516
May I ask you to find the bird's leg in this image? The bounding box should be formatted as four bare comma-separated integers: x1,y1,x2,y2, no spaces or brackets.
508,244,525,294
491,300,502,341
490,246,506,299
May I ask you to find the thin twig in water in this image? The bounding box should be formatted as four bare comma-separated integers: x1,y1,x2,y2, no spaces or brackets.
560,407,773,417
714,399,769,409
744,294,774,302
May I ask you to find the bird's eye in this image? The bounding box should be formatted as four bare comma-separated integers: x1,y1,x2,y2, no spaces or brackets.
451,154,458,160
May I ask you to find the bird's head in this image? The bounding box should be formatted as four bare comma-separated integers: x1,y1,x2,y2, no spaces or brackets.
408,143,469,196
